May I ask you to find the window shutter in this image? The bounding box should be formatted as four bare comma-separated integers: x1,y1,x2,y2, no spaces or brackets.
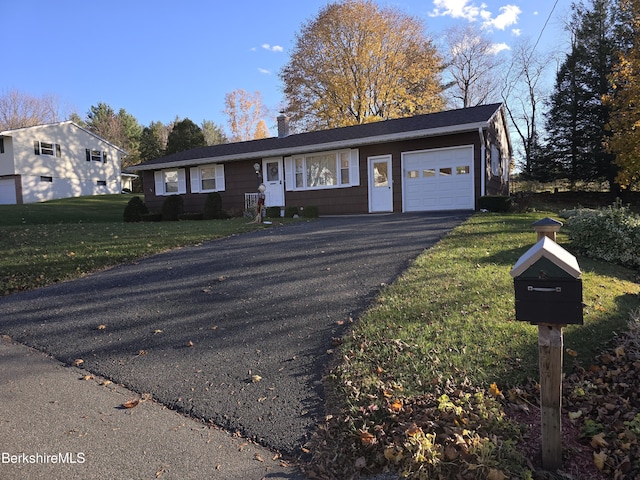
177,169,187,194
215,164,225,191
55,144,61,157
154,171,164,195
86,149,91,161
103,151,108,163
34,141,40,155
189,167,201,193
349,149,360,186
284,157,294,191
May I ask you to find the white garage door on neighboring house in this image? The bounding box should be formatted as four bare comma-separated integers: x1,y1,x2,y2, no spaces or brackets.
402,146,474,212
0,178,17,205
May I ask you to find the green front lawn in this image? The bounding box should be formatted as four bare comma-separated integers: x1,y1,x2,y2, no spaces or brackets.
0,195,295,296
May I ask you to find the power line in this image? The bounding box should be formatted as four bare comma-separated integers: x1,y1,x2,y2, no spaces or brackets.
532,0,561,55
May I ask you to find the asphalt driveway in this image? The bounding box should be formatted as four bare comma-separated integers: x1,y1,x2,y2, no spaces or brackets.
0,212,469,456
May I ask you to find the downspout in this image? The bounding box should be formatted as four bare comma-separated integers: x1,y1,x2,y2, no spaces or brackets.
478,127,486,196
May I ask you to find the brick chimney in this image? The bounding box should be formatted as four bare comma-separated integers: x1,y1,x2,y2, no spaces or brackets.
277,114,290,138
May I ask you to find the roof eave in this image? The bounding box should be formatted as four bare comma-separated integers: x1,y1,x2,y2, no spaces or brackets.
131,121,490,171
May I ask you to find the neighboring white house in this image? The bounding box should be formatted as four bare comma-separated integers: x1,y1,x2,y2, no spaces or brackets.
0,121,127,204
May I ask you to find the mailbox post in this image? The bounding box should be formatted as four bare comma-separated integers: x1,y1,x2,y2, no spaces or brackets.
510,225,583,471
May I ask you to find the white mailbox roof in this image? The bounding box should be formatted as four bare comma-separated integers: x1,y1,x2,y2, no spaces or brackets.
510,236,581,279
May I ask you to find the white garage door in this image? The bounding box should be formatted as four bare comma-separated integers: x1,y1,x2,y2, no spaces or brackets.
402,146,474,212
0,178,17,205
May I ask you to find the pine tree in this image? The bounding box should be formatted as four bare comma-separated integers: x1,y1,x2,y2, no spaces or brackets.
544,0,617,189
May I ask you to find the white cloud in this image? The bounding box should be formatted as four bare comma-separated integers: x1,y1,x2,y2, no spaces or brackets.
429,0,484,22
258,68,271,75
485,5,520,30
261,43,283,52
430,1,521,31
489,42,510,54
511,28,521,36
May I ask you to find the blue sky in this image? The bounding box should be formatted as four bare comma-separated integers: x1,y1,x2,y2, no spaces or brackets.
2,0,570,136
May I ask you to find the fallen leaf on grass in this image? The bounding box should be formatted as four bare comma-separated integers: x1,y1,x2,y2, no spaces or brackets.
566,348,578,357
121,399,139,409
254,453,264,462
82,375,94,381
72,359,84,367
359,430,376,445
251,375,262,383
489,382,502,397
97,324,107,330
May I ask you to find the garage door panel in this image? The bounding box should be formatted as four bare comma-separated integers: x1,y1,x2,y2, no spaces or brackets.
0,179,17,205
402,147,474,212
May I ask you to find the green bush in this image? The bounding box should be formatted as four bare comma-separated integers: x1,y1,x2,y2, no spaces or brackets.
203,192,227,220
284,206,299,218
566,202,640,269
123,196,149,223
161,195,184,221
266,207,281,218
478,196,512,212
302,205,319,218
178,212,203,221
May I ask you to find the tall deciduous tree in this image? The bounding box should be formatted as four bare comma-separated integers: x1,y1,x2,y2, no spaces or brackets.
165,118,206,155
604,0,640,189
544,0,617,189
224,89,270,142
280,0,444,131
0,89,60,130
443,24,504,108
501,38,553,180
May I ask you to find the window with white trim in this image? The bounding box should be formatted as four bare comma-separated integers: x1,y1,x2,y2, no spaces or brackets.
34,140,61,157
285,149,359,191
154,169,187,195
85,149,108,163
189,164,225,193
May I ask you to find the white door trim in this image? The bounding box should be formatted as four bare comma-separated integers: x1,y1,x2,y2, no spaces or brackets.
368,155,393,213
262,157,284,207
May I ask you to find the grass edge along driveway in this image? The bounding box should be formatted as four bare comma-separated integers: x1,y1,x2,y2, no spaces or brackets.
307,212,640,479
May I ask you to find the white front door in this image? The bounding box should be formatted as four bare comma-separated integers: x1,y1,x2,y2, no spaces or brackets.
262,158,284,207
368,155,393,212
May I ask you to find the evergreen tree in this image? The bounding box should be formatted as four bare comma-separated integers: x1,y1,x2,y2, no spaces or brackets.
165,118,206,155
543,0,617,189
139,121,168,161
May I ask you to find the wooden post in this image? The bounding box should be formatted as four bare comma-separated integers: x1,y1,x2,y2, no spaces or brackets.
538,324,564,470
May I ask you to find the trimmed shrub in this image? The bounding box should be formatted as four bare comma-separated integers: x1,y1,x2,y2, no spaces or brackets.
566,202,640,269
161,195,184,221
284,206,299,218
178,212,203,221
266,207,281,218
123,196,149,223
203,192,227,220
478,195,512,212
302,205,319,218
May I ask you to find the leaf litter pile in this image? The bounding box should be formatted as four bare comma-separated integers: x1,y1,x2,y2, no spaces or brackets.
302,312,640,479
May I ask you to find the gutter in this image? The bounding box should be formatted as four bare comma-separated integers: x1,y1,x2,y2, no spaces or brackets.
478,127,486,196
131,121,491,171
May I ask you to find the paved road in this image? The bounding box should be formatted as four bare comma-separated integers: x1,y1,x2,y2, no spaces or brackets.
0,213,469,459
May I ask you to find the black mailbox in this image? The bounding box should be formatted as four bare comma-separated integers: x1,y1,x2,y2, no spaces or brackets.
510,236,583,325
